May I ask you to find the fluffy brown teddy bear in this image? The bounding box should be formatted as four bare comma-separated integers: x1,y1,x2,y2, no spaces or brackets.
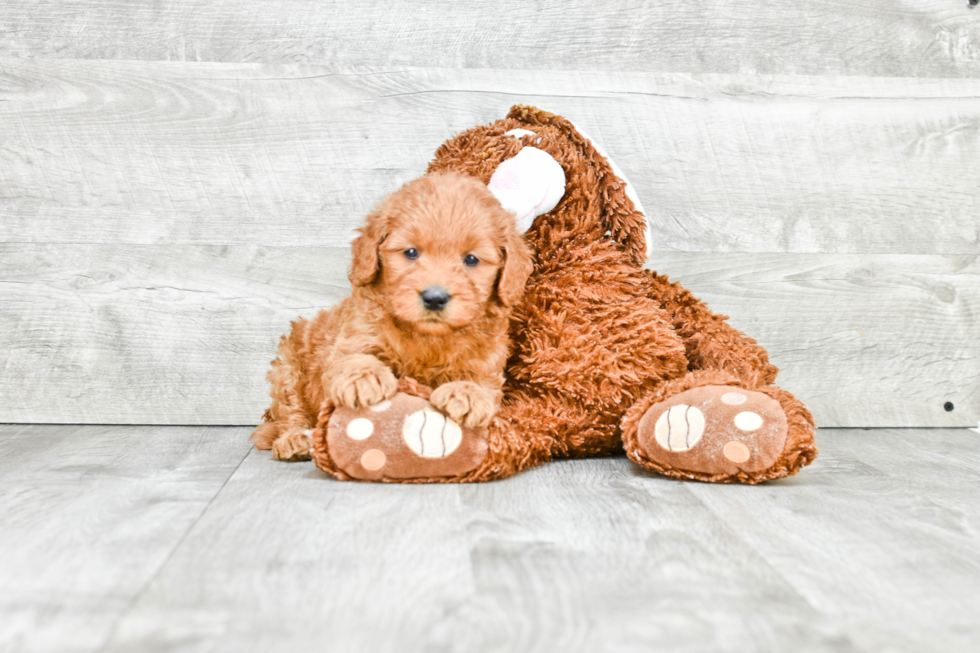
309,105,817,484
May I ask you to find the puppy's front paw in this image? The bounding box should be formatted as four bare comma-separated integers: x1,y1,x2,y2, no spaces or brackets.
272,429,313,462
430,381,498,428
329,354,398,409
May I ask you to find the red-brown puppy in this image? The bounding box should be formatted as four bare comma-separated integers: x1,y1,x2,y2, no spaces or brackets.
252,171,533,461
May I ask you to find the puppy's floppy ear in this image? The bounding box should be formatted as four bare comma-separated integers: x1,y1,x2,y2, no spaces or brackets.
348,208,387,287
496,230,534,307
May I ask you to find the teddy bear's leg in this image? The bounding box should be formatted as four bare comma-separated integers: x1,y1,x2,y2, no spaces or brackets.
621,370,817,484
470,389,624,479
642,269,779,388
617,271,817,483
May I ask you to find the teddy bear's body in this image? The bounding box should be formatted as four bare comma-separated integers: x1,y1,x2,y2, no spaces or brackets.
308,106,817,484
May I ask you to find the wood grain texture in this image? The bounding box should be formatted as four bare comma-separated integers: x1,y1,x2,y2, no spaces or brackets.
686,427,980,652
0,244,350,426
2,1,980,78
69,426,978,653
0,424,251,653
2,61,978,254
103,445,476,653
1,245,976,427
651,253,980,429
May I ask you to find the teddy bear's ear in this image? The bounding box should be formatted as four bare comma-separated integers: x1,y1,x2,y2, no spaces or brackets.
487,146,566,234
507,105,651,265
348,208,386,287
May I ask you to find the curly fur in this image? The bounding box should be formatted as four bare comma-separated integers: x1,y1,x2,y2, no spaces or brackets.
252,171,533,460
301,105,817,484
415,105,818,483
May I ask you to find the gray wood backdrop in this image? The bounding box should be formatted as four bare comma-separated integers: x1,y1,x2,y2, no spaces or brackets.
1,1,978,428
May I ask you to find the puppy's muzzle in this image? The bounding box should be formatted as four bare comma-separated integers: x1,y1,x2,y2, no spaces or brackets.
420,286,451,312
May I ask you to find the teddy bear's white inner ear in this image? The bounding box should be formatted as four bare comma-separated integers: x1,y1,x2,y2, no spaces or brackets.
567,121,651,261
487,146,566,234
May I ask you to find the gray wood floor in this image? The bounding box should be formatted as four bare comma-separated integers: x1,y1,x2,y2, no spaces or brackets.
2,424,978,653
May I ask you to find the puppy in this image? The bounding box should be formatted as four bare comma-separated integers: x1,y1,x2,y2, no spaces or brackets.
251,171,534,461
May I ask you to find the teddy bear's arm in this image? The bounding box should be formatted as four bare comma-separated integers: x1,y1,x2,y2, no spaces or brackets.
643,270,779,389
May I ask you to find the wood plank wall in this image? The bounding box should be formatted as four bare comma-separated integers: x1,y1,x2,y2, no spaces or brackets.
1,2,978,427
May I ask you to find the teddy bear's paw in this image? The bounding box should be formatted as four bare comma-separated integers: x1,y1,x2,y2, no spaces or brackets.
325,392,488,482
634,386,788,478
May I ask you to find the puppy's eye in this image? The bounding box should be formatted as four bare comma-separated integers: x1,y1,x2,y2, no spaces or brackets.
404,248,419,260
463,254,480,267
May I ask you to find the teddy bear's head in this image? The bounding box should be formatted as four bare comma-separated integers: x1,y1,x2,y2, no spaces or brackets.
427,105,650,266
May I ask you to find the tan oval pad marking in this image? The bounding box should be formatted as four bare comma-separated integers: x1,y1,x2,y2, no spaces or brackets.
723,441,751,464
360,449,386,471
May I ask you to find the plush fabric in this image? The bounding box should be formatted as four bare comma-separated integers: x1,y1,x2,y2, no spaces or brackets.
311,105,817,484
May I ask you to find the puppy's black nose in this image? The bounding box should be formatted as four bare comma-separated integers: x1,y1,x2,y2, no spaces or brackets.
421,286,450,311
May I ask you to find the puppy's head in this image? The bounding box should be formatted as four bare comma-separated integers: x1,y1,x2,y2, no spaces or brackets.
349,171,533,335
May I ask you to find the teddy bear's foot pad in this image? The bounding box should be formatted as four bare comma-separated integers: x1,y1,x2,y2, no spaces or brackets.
326,392,488,481
637,386,788,476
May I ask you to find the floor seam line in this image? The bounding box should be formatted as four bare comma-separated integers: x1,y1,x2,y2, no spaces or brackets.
682,482,821,613
95,441,255,652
